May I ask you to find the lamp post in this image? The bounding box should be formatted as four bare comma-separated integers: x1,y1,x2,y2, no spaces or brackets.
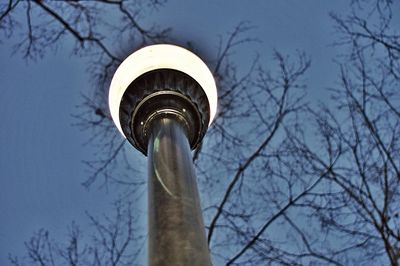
108,44,217,266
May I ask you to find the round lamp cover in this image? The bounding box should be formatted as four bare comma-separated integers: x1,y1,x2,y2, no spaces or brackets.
108,44,218,137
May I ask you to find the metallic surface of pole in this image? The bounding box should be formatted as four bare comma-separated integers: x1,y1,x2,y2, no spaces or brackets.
147,116,212,266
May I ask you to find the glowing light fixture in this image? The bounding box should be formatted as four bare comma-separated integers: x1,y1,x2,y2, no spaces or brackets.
109,44,218,137
108,44,216,265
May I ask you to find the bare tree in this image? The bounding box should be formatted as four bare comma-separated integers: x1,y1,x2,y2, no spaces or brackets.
291,1,400,265
1,0,170,191
2,0,399,265
9,201,143,266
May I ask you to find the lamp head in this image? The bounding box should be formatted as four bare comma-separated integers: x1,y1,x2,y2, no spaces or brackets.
108,44,218,155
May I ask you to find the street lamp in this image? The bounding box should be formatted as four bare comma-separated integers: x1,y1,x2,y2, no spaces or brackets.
109,44,217,266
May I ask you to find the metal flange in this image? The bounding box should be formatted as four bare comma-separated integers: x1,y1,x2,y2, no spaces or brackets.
119,69,209,154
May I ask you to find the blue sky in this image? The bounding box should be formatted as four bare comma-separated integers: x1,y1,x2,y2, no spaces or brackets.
0,1,355,264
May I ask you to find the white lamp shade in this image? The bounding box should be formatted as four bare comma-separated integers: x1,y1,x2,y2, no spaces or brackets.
109,44,218,137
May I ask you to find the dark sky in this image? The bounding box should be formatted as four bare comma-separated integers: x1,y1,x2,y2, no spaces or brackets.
0,1,352,264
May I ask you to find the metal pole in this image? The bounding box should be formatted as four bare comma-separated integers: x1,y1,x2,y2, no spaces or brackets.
147,116,212,266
